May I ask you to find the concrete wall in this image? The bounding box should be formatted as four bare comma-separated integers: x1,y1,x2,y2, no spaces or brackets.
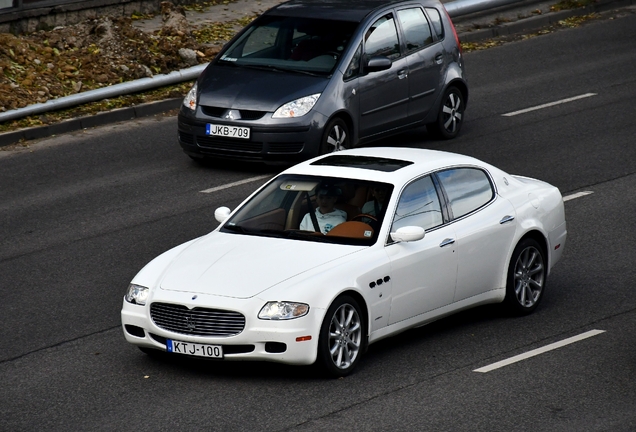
0,0,199,34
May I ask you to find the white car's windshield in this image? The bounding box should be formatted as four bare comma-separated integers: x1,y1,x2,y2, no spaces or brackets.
219,16,358,75
221,175,393,246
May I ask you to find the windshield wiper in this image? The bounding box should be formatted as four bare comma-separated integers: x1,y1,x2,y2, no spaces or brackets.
272,67,323,77
223,62,324,76
222,224,251,234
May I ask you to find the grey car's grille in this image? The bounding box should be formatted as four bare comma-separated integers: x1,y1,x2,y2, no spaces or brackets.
179,132,195,145
201,106,266,120
196,136,263,153
268,142,304,153
150,303,245,337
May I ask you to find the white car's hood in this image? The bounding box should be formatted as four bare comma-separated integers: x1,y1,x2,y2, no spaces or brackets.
160,232,363,299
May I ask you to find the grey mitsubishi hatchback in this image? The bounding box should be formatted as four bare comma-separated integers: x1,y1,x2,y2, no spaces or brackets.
178,0,467,163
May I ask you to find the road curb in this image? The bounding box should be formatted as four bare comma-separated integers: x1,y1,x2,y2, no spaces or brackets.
0,98,182,147
459,0,635,42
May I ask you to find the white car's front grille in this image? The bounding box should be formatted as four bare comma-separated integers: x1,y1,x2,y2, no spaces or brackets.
150,303,245,337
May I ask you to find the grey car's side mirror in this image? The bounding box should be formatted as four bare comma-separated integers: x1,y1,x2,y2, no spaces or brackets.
214,207,231,223
366,56,392,73
391,226,425,243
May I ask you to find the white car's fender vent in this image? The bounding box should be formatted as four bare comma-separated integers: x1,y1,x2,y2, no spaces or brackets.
150,302,246,337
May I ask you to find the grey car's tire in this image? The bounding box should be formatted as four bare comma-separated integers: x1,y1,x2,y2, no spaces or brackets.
321,118,350,154
427,86,464,140
317,295,366,377
504,238,547,315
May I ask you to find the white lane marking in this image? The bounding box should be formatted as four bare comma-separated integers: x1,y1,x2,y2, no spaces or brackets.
563,191,594,202
474,329,605,373
502,93,597,117
200,175,271,194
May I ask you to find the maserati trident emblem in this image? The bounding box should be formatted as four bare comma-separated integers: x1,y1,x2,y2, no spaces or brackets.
185,315,196,331
224,109,241,120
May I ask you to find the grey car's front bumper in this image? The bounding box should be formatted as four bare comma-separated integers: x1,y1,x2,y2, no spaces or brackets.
178,107,329,163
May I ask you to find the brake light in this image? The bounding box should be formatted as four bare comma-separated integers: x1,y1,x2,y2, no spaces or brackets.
444,7,462,53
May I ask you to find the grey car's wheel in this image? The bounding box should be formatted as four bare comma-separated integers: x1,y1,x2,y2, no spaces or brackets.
504,238,546,315
427,86,464,140
321,118,350,154
318,295,366,377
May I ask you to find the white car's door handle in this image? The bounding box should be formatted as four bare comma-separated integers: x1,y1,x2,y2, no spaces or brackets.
500,215,515,224
440,238,455,247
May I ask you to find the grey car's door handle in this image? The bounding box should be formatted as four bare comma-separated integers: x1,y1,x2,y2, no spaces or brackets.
397,69,408,79
500,215,515,224
440,238,455,247
435,54,443,64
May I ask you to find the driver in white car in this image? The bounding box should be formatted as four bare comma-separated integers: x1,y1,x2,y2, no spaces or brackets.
300,184,347,234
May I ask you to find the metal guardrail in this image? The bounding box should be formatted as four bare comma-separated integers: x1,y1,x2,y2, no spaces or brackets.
0,0,522,124
1,0,74,13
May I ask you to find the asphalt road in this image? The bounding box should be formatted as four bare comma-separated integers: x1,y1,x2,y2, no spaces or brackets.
1,11,636,431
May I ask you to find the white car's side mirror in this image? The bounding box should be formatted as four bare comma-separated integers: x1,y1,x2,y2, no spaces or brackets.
391,226,425,243
214,207,231,223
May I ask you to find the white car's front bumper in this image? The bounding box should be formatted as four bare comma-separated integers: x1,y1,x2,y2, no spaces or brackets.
121,291,323,366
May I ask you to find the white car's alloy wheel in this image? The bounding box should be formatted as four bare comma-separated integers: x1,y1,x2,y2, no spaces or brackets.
319,295,365,376
505,238,546,314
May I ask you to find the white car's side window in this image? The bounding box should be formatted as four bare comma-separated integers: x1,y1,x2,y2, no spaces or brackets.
436,168,494,219
391,175,443,232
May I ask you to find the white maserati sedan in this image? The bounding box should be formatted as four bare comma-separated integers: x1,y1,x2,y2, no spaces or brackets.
121,148,567,376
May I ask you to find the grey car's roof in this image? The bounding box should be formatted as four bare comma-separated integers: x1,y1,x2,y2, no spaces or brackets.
268,0,441,22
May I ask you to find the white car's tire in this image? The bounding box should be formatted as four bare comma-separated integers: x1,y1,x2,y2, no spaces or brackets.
504,238,547,315
317,295,366,377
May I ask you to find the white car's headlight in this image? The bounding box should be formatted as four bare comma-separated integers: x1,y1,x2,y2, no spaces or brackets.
272,93,320,118
183,82,198,111
125,284,149,305
258,301,309,320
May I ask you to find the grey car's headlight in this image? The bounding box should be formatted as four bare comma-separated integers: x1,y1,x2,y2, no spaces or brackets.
272,93,320,118
258,301,309,320
183,82,198,111
125,284,149,305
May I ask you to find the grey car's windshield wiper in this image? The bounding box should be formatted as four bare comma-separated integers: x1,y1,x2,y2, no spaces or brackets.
268,66,323,77
219,61,324,76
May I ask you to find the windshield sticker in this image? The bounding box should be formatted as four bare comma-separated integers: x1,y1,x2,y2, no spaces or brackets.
221,56,238,62
364,231,372,237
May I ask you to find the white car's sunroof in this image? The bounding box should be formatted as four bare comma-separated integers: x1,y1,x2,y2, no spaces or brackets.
310,155,413,172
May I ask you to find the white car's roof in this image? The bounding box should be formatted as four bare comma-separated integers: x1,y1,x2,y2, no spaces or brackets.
284,147,493,184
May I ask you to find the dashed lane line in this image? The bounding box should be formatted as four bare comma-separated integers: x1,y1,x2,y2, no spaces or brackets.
502,93,597,117
200,175,271,194
563,191,594,201
473,330,606,373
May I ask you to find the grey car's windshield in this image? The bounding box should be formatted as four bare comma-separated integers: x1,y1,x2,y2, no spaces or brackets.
218,16,358,75
221,175,394,246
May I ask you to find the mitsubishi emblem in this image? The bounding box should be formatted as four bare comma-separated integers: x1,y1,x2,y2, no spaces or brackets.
224,109,241,120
